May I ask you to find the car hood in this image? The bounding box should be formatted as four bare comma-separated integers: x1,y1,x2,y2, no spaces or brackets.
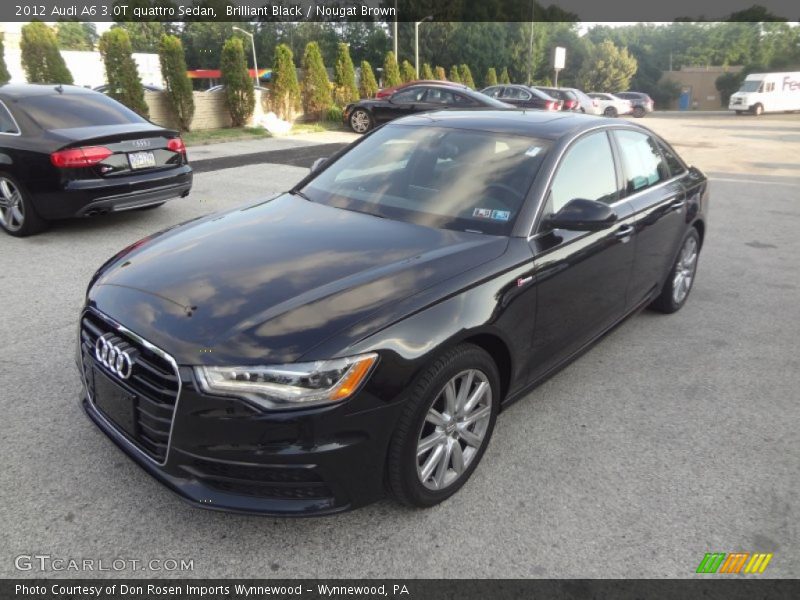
89,193,508,365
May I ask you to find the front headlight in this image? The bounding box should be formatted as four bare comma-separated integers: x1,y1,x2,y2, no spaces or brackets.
194,353,378,410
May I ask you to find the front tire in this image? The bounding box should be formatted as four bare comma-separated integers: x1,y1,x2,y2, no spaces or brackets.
387,344,500,508
0,172,48,237
604,106,618,118
752,103,764,116
650,228,700,314
349,109,373,134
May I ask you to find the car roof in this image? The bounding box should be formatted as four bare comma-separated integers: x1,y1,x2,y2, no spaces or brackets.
0,83,98,99
390,109,627,140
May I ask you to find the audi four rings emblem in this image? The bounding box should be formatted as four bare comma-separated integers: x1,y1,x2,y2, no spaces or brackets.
95,333,138,380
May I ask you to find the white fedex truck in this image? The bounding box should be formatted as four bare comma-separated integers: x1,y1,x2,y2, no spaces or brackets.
728,72,800,115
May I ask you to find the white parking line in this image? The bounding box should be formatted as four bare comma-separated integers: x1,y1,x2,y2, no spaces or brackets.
710,176,800,187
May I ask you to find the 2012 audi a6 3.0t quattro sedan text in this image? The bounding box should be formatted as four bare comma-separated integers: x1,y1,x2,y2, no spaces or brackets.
0,84,192,237
78,111,708,515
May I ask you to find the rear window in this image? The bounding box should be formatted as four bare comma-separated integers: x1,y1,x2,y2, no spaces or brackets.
17,93,146,130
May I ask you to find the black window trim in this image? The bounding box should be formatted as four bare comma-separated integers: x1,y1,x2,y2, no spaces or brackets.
610,127,681,198
0,99,22,136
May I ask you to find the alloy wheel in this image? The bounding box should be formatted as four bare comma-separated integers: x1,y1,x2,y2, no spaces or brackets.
350,110,371,133
0,177,24,232
416,369,492,491
672,236,698,305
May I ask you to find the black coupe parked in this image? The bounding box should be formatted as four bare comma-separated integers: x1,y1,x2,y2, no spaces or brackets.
79,111,708,515
343,84,511,133
0,84,192,237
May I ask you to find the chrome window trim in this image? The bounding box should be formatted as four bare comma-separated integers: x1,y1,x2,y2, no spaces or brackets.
0,99,22,136
79,308,182,467
526,125,686,240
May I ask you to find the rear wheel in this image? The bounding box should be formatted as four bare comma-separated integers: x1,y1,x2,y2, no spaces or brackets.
650,228,700,314
388,344,500,508
349,109,373,134
604,106,618,117
0,173,47,237
632,106,646,118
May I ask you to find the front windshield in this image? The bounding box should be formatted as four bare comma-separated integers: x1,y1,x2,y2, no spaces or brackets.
300,124,550,236
738,80,762,93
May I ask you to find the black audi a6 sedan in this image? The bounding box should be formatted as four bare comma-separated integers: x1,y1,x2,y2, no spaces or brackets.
343,83,511,133
0,84,192,237
79,110,708,516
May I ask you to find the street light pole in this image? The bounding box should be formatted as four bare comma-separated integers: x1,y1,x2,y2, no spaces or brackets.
415,16,433,79
393,0,398,58
232,27,259,88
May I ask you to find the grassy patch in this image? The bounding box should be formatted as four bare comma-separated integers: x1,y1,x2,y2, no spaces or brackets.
290,121,347,135
183,127,271,147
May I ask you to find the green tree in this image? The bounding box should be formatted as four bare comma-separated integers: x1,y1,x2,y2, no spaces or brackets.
112,23,173,53
383,51,401,87
0,36,10,84
499,67,511,84
576,40,638,91
159,34,194,130
220,37,255,127
459,64,475,88
715,71,746,107
421,63,434,80
302,42,332,120
449,65,462,83
400,60,416,83
434,66,447,81
56,21,98,50
99,29,148,117
651,78,682,108
20,22,74,84
272,43,300,120
359,60,378,98
333,42,359,105
484,67,498,87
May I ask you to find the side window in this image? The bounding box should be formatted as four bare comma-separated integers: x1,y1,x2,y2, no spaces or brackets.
615,130,669,194
424,88,456,104
0,102,20,134
765,81,775,92
391,87,425,103
453,93,478,106
658,141,686,177
483,86,502,98
547,132,618,215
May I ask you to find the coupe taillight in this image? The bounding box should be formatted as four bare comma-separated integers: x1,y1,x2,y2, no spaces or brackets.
545,100,557,111
167,137,186,155
50,146,113,168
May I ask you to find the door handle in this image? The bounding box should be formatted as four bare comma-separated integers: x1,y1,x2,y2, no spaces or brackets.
614,224,634,239
670,197,686,210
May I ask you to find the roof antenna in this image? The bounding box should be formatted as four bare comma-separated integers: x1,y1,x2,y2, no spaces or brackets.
55,84,63,94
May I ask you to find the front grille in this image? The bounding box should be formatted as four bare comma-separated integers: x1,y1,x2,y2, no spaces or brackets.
81,310,180,463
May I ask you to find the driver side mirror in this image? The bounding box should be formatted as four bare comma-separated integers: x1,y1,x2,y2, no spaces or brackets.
310,157,327,174
543,198,617,232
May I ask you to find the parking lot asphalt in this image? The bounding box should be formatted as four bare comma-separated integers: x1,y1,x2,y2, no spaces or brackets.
1,113,798,578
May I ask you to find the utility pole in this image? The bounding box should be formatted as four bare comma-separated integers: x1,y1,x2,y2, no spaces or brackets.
527,0,535,85
415,17,433,78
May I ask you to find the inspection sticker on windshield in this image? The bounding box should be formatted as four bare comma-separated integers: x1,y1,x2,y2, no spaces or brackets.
491,210,510,221
473,208,493,218
525,146,543,157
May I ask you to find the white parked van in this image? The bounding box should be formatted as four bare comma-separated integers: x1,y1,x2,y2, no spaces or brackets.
728,72,800,115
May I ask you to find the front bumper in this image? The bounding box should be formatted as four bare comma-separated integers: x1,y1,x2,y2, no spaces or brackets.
33,165,193,220
79,348,401,516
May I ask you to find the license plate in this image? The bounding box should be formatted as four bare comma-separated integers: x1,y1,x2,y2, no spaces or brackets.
93,367,137,437
128,151,156,170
